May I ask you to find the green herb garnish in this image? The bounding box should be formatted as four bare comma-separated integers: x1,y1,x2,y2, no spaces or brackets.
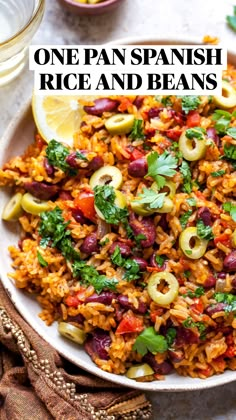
185,127,206,141
133,188,166,209
182,317,206,338
180,210,192,229
46,140,76,174
133,327,168,356
94,185,128,225
211,170,226,177
146,151,178,189
181,96,200,114
37,251,48,267
223,202,236,222
179,160,192,194
214,292,236,312
130,119,145,140
186,197,197,207
227,6,236,32
72,260,118,294
212,110,232,135
196,219,214,240
166,328,177,348
111,246,141,281
184,287,204,298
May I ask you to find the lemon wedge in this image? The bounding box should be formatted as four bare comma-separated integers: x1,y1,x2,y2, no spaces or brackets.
32,94,98,147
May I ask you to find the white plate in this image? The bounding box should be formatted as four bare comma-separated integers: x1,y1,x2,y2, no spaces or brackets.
0,37,236,392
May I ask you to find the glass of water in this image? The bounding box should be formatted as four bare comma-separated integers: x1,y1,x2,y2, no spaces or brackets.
0,0,45,86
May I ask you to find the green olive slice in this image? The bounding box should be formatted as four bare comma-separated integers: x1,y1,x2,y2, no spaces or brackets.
147,272,179,305
151,180,176,199
130,199,155,216
21,193,51,215
90,166,123,190
156,197,174,214
232,229,236,248
179,227,208,259
105,114,135,135
95,190,126,220
126,364,154,379
2,193,23,221
179,131,207,161
58,322,86,345
214,81,236,109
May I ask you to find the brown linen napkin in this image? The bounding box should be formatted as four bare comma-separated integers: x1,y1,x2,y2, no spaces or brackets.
0,282,152,420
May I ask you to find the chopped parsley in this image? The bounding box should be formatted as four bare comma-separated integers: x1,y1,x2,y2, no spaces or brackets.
223,202,236,222
155,255,166,267
99,238,109,246
111,246,141,281
161,96,172,107
133,327,168,356
37,251,48,267
211,170,226,177
226,6,236,32
196,219,214,240
212,110,232,135
129,119,145,140
186,197,197,207
134,233,147,247
133,188,166,210
146,151,178,189
39,207,116,294
170,142,183,160
179,160,192,194
46,140,76,175
180,210,192,229
214,292,236,312
224,143,236,160
184,287,204,298
226,127,236,139
181,96,200,114
75,151,88,161
94,185,128,225
182,317,206,338
183,270,191,278
185,127,206,141
165,327,177,348
72,260,118,294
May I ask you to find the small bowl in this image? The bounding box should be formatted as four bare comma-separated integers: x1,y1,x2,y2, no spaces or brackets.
58,0,125,16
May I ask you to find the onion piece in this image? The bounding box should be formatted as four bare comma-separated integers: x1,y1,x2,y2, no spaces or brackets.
215,278,227,293
97,218,111,239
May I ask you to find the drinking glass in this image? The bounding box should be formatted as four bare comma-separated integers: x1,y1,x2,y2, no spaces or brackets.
0,0,45,86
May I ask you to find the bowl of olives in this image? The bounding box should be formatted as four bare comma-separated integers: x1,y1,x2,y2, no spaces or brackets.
58,0,125,15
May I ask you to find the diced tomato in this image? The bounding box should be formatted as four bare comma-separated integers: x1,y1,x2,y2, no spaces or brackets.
195,191,206,201
65,288,86,307
199,365,212,377
150,309,163,323
35,134,46,151
186,111,201,128
191,298,204,314
166,129,182,140
74,191,96,221
118,97,133,112
116,314,144,334
129,148,145,161
214,233,231,248
224,346,235,358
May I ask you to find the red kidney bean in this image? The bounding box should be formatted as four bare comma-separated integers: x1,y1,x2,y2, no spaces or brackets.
143,353,172,375
72,208,87,224
204,275,216,288
128,158,148,178
85,292,117,305
148,107,163,119
44,158,54,176
207,128,220,147
168,349,184,363
117,295,147,314
131,257,148,271
66,152,80,169
133,96,144,109
231,277,236,289
158,214,168,231
80,233,99,254
172,111,186,125
85,329,111,360
87,156,104,172
84,98,118,116
175,327,199,346
217,272,227,279
129,214,156,248
109,241,131,257
67,314,84,324
223,251,236,272
145,128,156,139
24,181,59,200
205,303,226,316
197,207,212,226
59,190,73,201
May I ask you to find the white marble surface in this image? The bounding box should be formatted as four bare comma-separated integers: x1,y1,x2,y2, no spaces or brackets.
1,0,236,418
